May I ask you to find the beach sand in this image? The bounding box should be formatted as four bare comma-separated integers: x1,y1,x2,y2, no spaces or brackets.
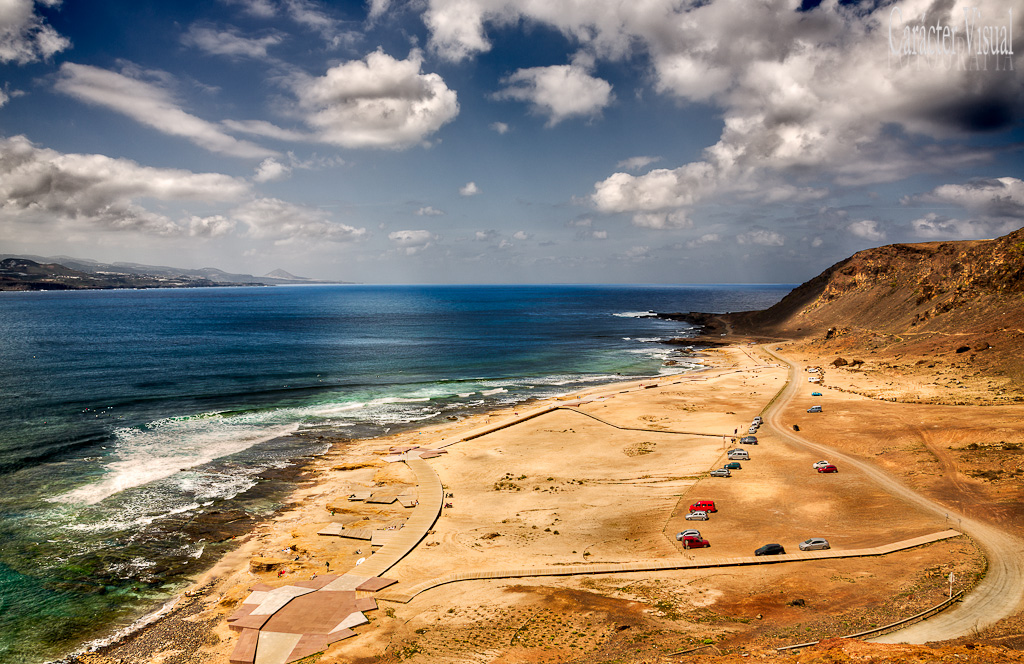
74,342,1024,663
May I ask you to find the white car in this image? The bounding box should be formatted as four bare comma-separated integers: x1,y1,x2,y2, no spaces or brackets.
799,538,830,551
685,511,709,521
812,460,830,469
709,468,731,477
676,529,702,540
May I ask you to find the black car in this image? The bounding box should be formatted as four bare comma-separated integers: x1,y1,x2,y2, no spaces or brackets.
755,543,786,556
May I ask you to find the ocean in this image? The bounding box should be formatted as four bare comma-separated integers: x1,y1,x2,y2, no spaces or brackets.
0,283,791,663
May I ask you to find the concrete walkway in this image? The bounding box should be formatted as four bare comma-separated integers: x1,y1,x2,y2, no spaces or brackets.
376,529,962,604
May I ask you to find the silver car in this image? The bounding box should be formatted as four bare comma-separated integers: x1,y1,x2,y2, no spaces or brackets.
812,460,830,469
709,468,731,477
676,529,702,540
799,538,830,551
685,510,709,521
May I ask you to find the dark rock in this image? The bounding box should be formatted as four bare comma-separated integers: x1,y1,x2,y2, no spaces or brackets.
956,346,971,353
832,357,849,367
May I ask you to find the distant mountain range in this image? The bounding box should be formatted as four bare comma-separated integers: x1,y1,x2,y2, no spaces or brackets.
0,254,351,291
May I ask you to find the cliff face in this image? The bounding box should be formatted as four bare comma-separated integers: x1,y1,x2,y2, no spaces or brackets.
736,226,1024,338
727,226,1024,386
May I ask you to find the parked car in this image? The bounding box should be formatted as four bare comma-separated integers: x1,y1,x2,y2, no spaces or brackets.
817,464,838,473
812,460,830,469
799,538,830,551
755,543,786,556
680,535,711,549
690,500,717,513
685,510,709,521
709,468,731,477
676,529,702,540
807,405,822,413
728,449,750,460
811,391,822,396
748,426,759,434
752,416,763,425
724,461,742,470
740,436,758,444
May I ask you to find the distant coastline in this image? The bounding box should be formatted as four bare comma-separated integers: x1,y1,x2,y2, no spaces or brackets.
0,255,351,291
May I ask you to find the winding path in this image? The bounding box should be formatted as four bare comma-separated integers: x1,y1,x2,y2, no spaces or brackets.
761,347,1024,643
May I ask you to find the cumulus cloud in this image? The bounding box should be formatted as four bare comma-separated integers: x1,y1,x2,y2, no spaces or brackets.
296,49,459,149
474,229,499,241
420,0,1024,224
909,177,1024,219
55,63,276,158
234,197,367,244
388,229,435,254
737,229,785,246
188,214,236,237
495,64,613,126
253,157,290,182
593,163,717,213
686,233,721,249
0,135,249,235
631,210,691,230
910,213,1019,239
415,205,444,216
592,230,608,240
512,230,529,240
459,181,479,196
847,219,886,242
616,156,661,172
182,25,282,59
0,0,70,64
490,121,509,134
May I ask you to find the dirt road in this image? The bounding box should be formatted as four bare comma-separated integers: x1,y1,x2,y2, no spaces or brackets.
762,347,1024,643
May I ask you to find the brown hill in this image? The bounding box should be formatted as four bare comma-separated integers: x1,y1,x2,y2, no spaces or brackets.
721,226,1024,395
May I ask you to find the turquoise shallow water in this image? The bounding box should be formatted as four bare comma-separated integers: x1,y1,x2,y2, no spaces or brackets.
0,283,791,663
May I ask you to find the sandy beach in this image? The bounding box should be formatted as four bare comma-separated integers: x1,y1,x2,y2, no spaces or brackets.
74,341,1024,664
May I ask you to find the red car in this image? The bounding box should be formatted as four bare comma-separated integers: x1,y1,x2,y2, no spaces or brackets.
817,464,838,473
689,500,717,513
680,535,711,549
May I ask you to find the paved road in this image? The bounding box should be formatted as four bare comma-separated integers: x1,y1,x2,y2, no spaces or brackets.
761,347,1024,643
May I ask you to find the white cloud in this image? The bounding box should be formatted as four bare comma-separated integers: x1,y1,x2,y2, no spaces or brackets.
0,0,70,64
592,230,608,240
490,121,509,134
495,64,613,126
234,197,367,244
474,229,498,241
625,245,650,258
459,181,479,196
737,229,785,246
909,177,1024,219
426,1,1021,224
616,156,661,172
220,0,276,18
0,135,249,236
253,157,290,182
55,63,276,159
222,119,312,142
811,236,823,248
181,25,282,59
631,210,691,230
188,214,236,237
388,229,436,254
847,219,886,242
415,206,444,216
284,0,355,48
593,163,717,213
686,233,720,249
296,49,459,149
512,230,529,240
910,213,1017,239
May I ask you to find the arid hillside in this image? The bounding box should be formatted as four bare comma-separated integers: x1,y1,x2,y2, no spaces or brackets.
725,226,1024,396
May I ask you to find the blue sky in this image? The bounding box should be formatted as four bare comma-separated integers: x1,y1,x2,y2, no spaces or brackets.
0,0,1021,283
